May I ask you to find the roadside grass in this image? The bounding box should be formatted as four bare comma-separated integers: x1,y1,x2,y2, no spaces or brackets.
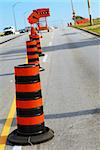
86,26,100,34
93,18,100,25
74,22,90,28
73,18,100,35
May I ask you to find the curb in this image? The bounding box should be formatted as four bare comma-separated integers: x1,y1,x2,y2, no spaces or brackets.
73,26,100,37
0,34,25,45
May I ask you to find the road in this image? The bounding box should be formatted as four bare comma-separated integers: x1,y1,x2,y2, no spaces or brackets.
0,27,100,150
0,33,23,44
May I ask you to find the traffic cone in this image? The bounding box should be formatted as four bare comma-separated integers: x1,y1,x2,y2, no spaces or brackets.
8,64,54,145
31,26,37,35
26,40,45,71
29,34,45,57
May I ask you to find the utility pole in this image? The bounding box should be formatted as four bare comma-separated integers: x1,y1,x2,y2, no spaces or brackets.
87,0,92,25
12,3,17,31
12,2,21,31
24,11,28,28
71,0,76,25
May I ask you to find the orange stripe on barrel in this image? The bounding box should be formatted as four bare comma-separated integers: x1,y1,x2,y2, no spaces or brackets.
17,114,44,125
16,98,43,109
28,61,39,65
15,66,39,76
16,82,41,92
30,35,41,39
26,41,36,46
27,47,37,52
32,35,39,38
36,39,40,43
38,49,42,53
27,54,38,59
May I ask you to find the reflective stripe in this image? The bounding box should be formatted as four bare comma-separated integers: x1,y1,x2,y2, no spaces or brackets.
27,47,37,52
15,66,39,76
16,98,43,109
17,114,44,125
16,82,41,92
26,40,36,46
27,54,39,59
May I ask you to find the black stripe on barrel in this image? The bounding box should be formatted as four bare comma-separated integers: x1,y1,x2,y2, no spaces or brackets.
27,51,39,55
16,90,42,100
27,45,37,48
37,42,40,45
38,47,41,49
32,38,39,40
17,106,43,117
28,58,39,63
15,74,40,84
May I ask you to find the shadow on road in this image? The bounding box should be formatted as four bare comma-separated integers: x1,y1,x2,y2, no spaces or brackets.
63,32,78,36
0,49,26,56
0,107,99,146
0,38,99,56
45,108,100,119
0,108,100,127
42,38,100,52
0,56,26,62
0,73,14,76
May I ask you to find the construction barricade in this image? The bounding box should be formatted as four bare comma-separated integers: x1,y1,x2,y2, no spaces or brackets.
26,40,44,71
26,40,39,65
29,34,45,57
8,64,54,145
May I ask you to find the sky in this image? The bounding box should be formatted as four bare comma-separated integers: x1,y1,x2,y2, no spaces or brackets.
0,0,100,31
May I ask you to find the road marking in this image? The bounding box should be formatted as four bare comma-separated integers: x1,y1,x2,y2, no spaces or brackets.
49,31,54,46
51,32,54,40
0,98,16,150
43,54,48,62
51,36,53,39
0,57,28,149
13,146,22,150
49,42,52,46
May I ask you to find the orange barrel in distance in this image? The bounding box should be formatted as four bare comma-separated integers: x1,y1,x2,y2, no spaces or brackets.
8,64,54,145
29,34,45,57
26,40,39,65
31,26,37,35
26,40,45,71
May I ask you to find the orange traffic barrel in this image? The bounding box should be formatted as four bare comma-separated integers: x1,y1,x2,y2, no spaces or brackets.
26,40,39,65
26,40,45,71
31,26,37,35
29,34,45,57
8,64,54,145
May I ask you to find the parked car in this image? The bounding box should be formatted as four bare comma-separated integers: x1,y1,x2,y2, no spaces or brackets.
3,26,15,35
25,26,31,32
19,29,26,33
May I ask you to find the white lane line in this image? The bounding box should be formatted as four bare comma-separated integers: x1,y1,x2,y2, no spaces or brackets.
51,32,54,40
51,35,53,39
43,54,48,62
49,42,52,46
13,146,22,150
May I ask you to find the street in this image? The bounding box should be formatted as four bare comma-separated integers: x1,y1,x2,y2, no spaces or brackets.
0,27,100,150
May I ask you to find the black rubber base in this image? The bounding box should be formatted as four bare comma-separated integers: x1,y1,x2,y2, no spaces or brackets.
7,127,54,145
39,67,45,72
39,53,45,57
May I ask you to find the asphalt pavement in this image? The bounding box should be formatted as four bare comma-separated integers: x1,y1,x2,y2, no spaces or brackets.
0,33,25,44
0,27,100,150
